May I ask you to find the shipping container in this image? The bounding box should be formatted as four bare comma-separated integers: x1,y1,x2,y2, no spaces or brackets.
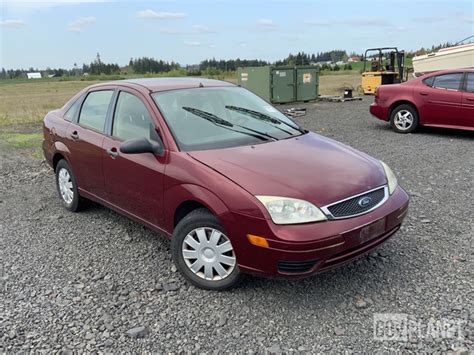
237,65,319,103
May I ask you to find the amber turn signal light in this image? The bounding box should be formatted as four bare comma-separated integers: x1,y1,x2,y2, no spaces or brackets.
247,234,269,248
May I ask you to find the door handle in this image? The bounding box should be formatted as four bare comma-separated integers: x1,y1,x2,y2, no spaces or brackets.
106,148,119,158
419,92,428,96
70,131,79,140
466,97,474,101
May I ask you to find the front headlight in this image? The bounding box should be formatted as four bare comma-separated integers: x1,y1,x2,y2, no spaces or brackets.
380,161,398,195
255,196,327,224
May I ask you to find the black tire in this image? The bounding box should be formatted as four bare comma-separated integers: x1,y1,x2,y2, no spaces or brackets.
171,208,243,290
55,159,85,212
389,104,419,133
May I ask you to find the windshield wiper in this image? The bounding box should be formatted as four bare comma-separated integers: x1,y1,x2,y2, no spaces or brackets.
225,105,305,134
182,106,277,142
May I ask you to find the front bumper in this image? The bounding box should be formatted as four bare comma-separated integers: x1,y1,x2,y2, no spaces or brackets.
226,186,409,278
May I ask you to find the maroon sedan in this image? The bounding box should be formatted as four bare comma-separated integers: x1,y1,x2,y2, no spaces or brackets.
370,69,474,133
43,78,409,290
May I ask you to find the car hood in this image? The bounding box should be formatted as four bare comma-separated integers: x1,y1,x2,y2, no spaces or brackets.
188,132,387,207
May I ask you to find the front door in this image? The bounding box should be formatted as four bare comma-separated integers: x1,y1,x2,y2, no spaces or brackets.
460,72,474,128
102,90,166,227
65,89,114,197
418,72,463,126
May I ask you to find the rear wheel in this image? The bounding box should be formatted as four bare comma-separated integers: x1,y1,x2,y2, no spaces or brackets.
55,159,85,212
390,104,419,133
171,208,243,290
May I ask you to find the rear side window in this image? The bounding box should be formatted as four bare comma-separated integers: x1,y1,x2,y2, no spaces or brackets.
422,76,435,87
78,90,114,132
112,91,158,141
465,73,474,93
433,73,463,90
64,97,82,121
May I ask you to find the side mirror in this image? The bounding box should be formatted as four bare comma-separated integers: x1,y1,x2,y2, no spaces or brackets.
120,138,164,156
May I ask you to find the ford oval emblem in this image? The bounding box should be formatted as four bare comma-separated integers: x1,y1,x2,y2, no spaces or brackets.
358,196,372,207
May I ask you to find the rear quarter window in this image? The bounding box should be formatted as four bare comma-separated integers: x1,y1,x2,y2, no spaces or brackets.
422,76,435,87
64,97,82,121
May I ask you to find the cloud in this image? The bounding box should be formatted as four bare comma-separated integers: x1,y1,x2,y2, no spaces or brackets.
0,19,26,28
345,19,392,27
208,44,216,48
304,20,330,27
192,25,215,34
3,0,109,9
68,16,96,32
256,18,277,31
184,41,201,46
239,42,247,47
412,16,444,23
156,28,181,35
462,15,473,24
136,9,186,20
306,18,393,28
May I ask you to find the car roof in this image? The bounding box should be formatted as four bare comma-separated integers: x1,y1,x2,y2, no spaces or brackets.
89,77,236,92
424,68,474,76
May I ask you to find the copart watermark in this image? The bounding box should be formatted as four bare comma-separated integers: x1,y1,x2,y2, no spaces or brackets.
373,313,468,342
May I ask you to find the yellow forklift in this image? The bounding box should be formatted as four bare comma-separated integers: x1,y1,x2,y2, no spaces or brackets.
361,47,405,94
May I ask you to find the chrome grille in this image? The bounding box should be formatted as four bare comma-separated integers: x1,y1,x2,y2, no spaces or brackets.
322,186,388,219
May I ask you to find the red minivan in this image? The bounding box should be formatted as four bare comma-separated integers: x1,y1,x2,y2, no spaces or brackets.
43,78,409,290
370,69,474,133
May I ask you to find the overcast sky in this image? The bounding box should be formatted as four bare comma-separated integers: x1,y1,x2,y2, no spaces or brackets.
1,0,473,69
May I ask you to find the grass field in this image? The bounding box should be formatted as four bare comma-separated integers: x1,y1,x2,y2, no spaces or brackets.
0,73,361,157
0,80,95,126
319,74,361,95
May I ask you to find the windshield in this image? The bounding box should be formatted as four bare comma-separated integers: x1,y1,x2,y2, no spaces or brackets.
152,87,303,151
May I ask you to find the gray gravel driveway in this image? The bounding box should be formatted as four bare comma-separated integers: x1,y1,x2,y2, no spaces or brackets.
1,97,472,353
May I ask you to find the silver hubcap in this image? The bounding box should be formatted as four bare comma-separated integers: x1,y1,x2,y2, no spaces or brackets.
394,110,413,130
58,168,74,204
182,227,236,281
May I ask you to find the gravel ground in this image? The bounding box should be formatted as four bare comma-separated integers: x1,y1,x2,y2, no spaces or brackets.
1,97,472,353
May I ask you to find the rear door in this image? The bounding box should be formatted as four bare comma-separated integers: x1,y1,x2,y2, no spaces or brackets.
65,89,114,197
101,89,166,227
460,72,474,128
417,73,463,126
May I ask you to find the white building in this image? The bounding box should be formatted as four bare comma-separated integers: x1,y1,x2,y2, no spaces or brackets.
27,72,42,79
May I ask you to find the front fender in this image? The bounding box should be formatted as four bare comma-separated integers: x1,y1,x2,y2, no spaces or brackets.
163,183,237,234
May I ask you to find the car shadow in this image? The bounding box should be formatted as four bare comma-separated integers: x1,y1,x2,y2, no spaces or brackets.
418,126,474,139
78,192,424,302
371,120,474,139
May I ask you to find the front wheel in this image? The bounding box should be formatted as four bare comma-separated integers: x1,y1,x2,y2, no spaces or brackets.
389,104,419,133
171,209,243,290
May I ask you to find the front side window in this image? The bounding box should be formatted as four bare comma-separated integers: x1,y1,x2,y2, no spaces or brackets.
433,73,463,90
465,73,474,93
152,87,303,151
112,91,158,141
78,90,113,132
